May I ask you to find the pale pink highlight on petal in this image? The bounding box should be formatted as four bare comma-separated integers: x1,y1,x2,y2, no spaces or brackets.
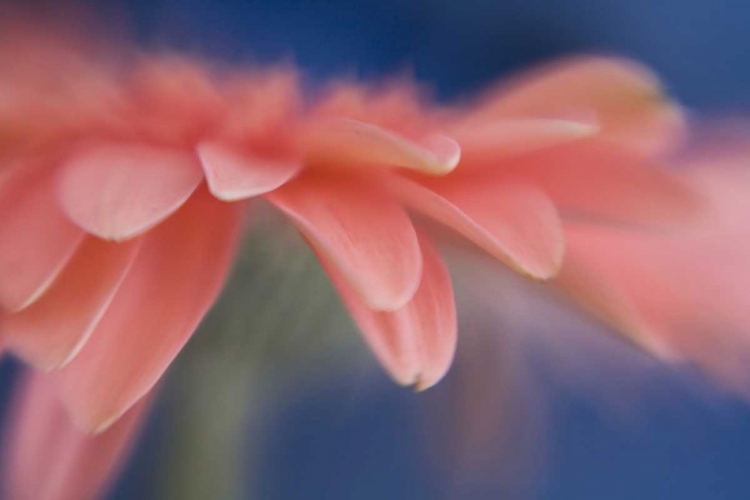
452,118,597,165
0,169,85,312
385,174,564,280
2,236,142,370
57,142,204,241
268,174,423,311
305,118,460,175
55,187,243,432
3,371,151,500
196,141,301,201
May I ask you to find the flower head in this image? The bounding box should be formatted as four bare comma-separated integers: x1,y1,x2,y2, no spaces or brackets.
0,23,735,500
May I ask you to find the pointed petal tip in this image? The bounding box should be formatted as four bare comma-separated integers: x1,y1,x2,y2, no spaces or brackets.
91,413,124,435
413,373,443,392
627,323,682,364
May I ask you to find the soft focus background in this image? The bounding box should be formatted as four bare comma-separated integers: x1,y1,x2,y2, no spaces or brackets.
2,0,750,498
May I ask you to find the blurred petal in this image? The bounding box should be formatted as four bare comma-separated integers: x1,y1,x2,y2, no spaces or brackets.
553,231,677,360
476,56,687,156
196,141,301,201
561,210,750,392
321,234,456,389
58,142,204,241
2,237,142,370
304,118,460,175
489,139,700,226
452,118,597,164
0,169,85,311
268,174,423,311
3,371,151,500
55,187,243,432
385,173,564,280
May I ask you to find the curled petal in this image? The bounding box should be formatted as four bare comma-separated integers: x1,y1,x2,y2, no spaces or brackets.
304,118,460,175
385,174,564,280
2,236,142,370
321,234,456,389
57,142,204,241
196,141,301,201
2,371,151,500
55,187,243,432
267,174,423,311
0,169,85,311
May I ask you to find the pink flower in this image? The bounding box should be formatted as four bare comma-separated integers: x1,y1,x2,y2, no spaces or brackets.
0,30,701,500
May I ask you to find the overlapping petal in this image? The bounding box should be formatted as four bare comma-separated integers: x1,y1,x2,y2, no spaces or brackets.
385,173,564,280
1,236,142,370
54,187,243,432
57,142,204,241
321,234,456,389
0,168,85,311
268,173,423,311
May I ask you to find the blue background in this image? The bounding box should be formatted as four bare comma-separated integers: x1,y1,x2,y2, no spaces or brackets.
3,0,750,498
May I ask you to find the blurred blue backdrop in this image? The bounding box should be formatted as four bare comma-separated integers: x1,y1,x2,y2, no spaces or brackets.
2,0,750,499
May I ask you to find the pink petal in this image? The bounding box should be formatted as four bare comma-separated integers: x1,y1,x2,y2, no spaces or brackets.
0,169,85,312
553,228,677,360
304,118,460,175
54,187,243,432
452,118,597,166
267,173,423,311
196,141,301,201
385,173,564,280
2,236,142,370
488,139,701,226
560,217,750,365
405,234,458,390
2,371,151,500
57,142,205,241
476,56,687,157
321,234,456,389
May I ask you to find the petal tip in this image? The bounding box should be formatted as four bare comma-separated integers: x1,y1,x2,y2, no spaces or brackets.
421,134,462,175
